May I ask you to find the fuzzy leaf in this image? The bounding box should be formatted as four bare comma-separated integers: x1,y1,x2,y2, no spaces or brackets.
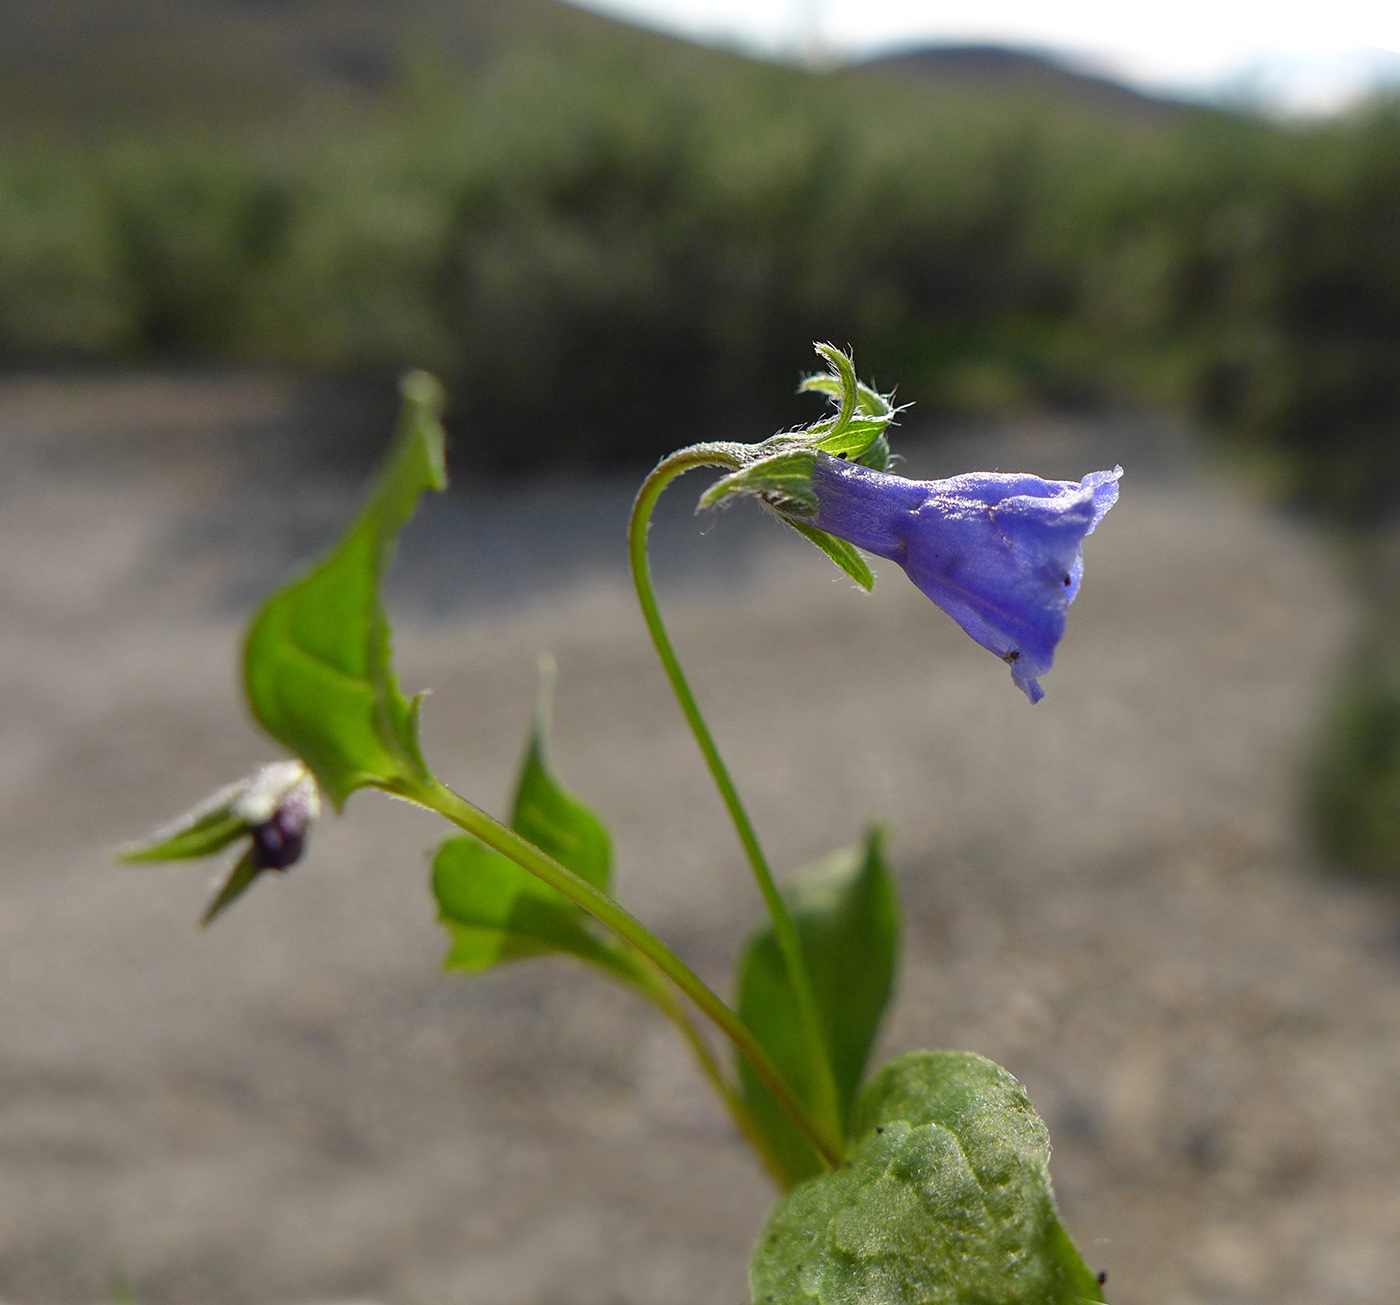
243,372,447,808
750,1051,1105,1305
736,830,899,1186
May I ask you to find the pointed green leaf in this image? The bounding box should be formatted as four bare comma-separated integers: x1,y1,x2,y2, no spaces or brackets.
510,660,611,892
432,836,627,976
200,850,266,927
243,372,447,808
784,521,875,592
751,1051,1105,1305
735,830,899,1186
433,661,624,978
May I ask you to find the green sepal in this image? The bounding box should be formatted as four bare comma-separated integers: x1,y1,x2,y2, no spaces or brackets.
811,343,859,439
750,1051,1105,1305
785,522,875,592
798,373,891,418
117,760,317,865
735,829,899,1187
799,343,898,462
117,795,248,863
243,371,447,809
811,415,895,460
854,432,891,473
698,450,819,515
433,660,627,978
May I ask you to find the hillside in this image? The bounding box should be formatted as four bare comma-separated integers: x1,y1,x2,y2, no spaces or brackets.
0,0,708,135
853,44,1186,123
0,0,1184,137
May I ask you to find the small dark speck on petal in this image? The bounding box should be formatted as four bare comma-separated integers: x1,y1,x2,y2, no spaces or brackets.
1002,650,1021,663
1063,575,1071,586
1097,1270,1108,1286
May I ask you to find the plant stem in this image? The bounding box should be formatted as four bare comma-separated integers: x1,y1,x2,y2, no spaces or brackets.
627,445,844,1153
406,775,842,1170
628,953,792,1188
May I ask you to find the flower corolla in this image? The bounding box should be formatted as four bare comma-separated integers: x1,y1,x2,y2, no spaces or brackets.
806,454,1121,702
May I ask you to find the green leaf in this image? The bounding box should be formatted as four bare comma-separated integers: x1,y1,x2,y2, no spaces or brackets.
243,372,447,808
200,850,265,927
432,836,625,974
735,830,899,1186
510,659,611,892
433,659,626,978
785,522,875,592
750,1051,1105,1305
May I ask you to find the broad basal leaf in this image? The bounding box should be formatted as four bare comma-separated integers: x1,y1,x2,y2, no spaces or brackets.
736,830,899,1187
750,1051,1105,1305
243,372,447,808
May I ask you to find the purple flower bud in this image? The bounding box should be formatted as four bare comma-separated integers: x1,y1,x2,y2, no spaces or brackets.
806,454,1122,703
234,762,321,872
249,793,313,870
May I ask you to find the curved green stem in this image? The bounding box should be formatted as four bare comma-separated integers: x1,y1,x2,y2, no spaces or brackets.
403,775,841,1170
627,445,844,1153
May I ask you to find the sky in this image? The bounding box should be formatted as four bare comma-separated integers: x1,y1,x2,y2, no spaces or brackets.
568,0,1400,111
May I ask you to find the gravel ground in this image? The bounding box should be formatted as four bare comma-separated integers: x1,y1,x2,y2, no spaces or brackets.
0,372,1396,1305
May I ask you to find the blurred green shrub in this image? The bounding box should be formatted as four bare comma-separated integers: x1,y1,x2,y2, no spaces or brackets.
1076,105,1400,522
0,43,1154,465
0,157,135,355
1312,646,1400,875
5,37,1400,489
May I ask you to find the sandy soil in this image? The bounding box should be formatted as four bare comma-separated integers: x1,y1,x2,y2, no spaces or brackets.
1,372,1397,1305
